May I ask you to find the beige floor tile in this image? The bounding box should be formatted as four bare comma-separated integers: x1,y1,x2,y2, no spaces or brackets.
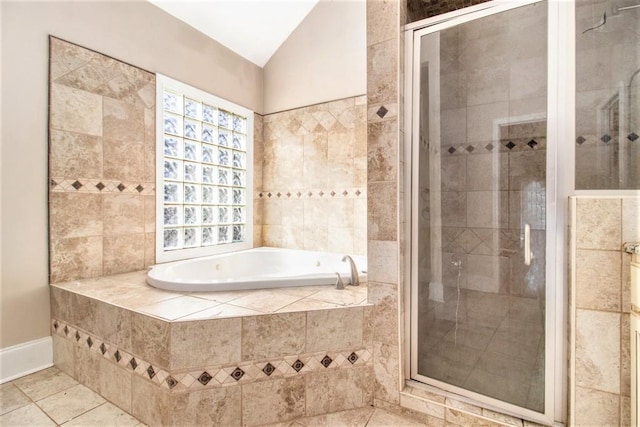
366,409,428,426
137,295,219,320
36,384,105,424
0,383,30,415
296,407,375,426
13,366,78,401
62,402,140,426
229,290,302,313
0,403,56,426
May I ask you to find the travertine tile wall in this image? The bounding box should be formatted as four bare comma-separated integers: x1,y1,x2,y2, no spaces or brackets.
48,37,156,283
366,0,405,409
570,196,640,427
49,38,265,282
260,98,367,256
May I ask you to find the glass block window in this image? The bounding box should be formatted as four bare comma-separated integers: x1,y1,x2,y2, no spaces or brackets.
156,74,253,262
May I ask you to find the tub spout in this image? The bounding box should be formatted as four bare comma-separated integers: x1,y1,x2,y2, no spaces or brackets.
341,255,360,286
335,272,346,290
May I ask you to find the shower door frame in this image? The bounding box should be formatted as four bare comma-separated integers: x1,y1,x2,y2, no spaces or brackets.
403,1,571,425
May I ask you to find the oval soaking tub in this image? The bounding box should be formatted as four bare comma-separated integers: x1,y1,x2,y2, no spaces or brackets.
146,247,367,292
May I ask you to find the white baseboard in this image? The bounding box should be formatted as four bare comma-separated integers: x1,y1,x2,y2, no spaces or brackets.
0,336,53,384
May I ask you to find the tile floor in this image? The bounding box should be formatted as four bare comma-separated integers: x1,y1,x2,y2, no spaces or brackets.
1,367,428,427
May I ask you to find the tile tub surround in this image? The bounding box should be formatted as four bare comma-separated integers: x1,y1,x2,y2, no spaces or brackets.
48,37,156,283
260,96,367,256
569,197,640,427
50,273,373,426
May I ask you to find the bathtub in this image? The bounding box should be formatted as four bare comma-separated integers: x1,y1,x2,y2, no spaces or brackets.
146,247,367,292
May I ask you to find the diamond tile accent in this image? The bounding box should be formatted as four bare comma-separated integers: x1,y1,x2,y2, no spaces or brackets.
485,143,494,151
319,191,324,197
629,132,639,142
117,183,126,192
267,192,272,198
448,146,456,154
527,139,538,149
86,337,93,348
576,136,586,145
320,355,333,368
72,180,83,190
95,182,105,191
355,190,361,196
230,367,244,381
114,350,122,362
307,191,313,197
276,192,281,197
147,366,156,379
75,331,81,341
601,134,612,143
135,184,144,193
262,363,276,376
376,106,388,118
506,141,516,150
50,179,58,188
347,352,359,364
330,191,336,197
465,145,474,153
129,358,138,370
53,321,59,331
99,343,107,355
166,377,178,389
286,192,291,197
292,360,304,372
198,371,213,385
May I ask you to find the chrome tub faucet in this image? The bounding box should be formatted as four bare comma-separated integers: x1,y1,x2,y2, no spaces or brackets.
342,255,360,287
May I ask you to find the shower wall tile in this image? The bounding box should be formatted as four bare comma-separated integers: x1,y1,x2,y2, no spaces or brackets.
368,121,398,183
367,282,399,347
242,377,305,426
372,341,400,404
368,182,397,241
367,39,398,105
49,38,156,282
576,249,621,312
576,198,622,250
574,386,620,427
305,366,373,416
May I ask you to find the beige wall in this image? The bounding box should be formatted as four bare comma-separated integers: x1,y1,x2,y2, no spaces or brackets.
0,0,263,349
263,0,366,114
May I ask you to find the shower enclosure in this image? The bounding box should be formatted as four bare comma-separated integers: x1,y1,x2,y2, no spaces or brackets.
406,0,639,423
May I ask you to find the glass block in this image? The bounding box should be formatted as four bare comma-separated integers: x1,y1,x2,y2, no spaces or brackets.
218,168,229,185
184,206,199,225
219,110,231,129
203,104,216,124
233,115,246,133
184,162,201,182
233,151,245,168
218,130,230,147
232,188,244,205
164,159,182,181
232,170,245,186
164,136,183,158
233,225,244,243
202,207,215,224
184,140,200,161
164,183,181,203
202,227,215,245
164,114,183,136
164,206,180,225
218,226,229,243
202,125,216,143
163,91,182,114
218,148,230,166
233,207,244,223
218,188,229,204
202,144,215,164
184,228,198,247
184,98,201,120
184,119,201,141
202,185,216,204
202,166,215,184
164,229,180,250
184,184,200,204
232,134,245,150
219,206,229,223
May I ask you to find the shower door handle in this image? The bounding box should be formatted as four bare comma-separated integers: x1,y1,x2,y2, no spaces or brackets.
524,223,534,266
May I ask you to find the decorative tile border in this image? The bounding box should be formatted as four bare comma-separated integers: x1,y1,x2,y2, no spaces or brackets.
52,318,372,394
50,178,155,195
367,103,398,123
257,187,365,200
575,132,639,147
444,138,547,156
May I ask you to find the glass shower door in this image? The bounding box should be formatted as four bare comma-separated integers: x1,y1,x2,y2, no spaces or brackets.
411,1,548,416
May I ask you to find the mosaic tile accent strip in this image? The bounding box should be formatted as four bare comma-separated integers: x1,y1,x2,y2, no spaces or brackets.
52,318,372,394
444,138,548,156
50,178,156,195
575,132,639,147
256,188,365,199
